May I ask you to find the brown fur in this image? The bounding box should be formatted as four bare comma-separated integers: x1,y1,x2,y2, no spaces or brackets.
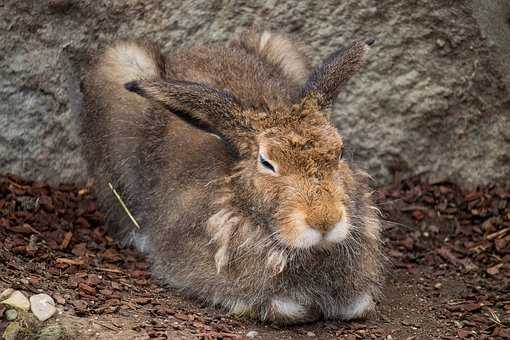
80,31,383,324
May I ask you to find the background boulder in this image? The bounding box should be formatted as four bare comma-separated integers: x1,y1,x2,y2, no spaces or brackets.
1,0,509,186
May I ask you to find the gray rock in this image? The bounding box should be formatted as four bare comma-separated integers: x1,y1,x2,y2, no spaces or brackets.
30,294,57,322
472,0,510,89
1,291,30,311
4,309,18,321
0,1,509,187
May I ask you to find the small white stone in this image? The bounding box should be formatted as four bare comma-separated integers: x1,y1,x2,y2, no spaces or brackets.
307,331,316,337
1,291,30,311
4,309,18,321
30,294,56,322
246,330,259,338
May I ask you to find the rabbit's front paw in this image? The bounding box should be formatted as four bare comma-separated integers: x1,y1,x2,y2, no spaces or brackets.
269,297,307,319
261,297,319,324
338,293,374,320
225,297,308,323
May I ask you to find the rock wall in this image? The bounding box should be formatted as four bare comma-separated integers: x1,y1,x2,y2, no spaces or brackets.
1,0,509,186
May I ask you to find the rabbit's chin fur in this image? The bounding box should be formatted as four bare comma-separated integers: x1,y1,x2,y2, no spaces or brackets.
81,31,384,324
276,210,351,249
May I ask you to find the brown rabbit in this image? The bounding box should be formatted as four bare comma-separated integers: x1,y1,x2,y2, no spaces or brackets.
80,31,383,324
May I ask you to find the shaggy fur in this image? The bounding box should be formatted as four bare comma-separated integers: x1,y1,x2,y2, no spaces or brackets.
81,31,383,324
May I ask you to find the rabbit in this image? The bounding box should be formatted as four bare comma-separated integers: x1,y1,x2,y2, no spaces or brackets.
80,30,384,324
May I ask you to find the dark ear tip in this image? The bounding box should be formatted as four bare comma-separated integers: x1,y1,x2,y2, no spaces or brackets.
124,81,142,94
365,37,376,46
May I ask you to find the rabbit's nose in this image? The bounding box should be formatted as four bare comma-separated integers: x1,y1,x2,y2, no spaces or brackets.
305,210,343,235
310,222,335,235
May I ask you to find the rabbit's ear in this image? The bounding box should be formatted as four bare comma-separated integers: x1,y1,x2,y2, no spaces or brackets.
124,79,246,148
297,38,374,109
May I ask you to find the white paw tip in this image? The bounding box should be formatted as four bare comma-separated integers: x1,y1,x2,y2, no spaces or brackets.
341,293,374,320
271,298,306,318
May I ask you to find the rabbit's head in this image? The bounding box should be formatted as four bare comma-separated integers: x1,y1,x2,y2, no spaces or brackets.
125,38,374,249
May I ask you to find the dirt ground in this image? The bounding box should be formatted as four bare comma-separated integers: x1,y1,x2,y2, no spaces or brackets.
0,173,509,339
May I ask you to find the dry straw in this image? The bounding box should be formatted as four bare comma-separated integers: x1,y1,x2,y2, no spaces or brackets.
108,182,141,229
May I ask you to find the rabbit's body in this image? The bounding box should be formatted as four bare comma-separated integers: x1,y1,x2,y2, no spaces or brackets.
81,32,383,323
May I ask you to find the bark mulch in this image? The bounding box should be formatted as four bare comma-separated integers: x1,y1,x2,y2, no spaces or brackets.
0,173,509,339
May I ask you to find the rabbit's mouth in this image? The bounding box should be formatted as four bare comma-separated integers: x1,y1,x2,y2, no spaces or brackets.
278,211,351,249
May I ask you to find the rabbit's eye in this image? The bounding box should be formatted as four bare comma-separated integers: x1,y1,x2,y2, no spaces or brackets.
259,155,276,173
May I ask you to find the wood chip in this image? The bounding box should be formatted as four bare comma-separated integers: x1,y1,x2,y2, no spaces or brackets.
55,258,84,266
60,231,73,249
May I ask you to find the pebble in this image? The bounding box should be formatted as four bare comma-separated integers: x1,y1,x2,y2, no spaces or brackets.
246,330,259,338
38,324,66,340
30,294,56,322
307,331,316,337
0,288,14,300
4,309,18,321
2,322,21,340
1,291,30,311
